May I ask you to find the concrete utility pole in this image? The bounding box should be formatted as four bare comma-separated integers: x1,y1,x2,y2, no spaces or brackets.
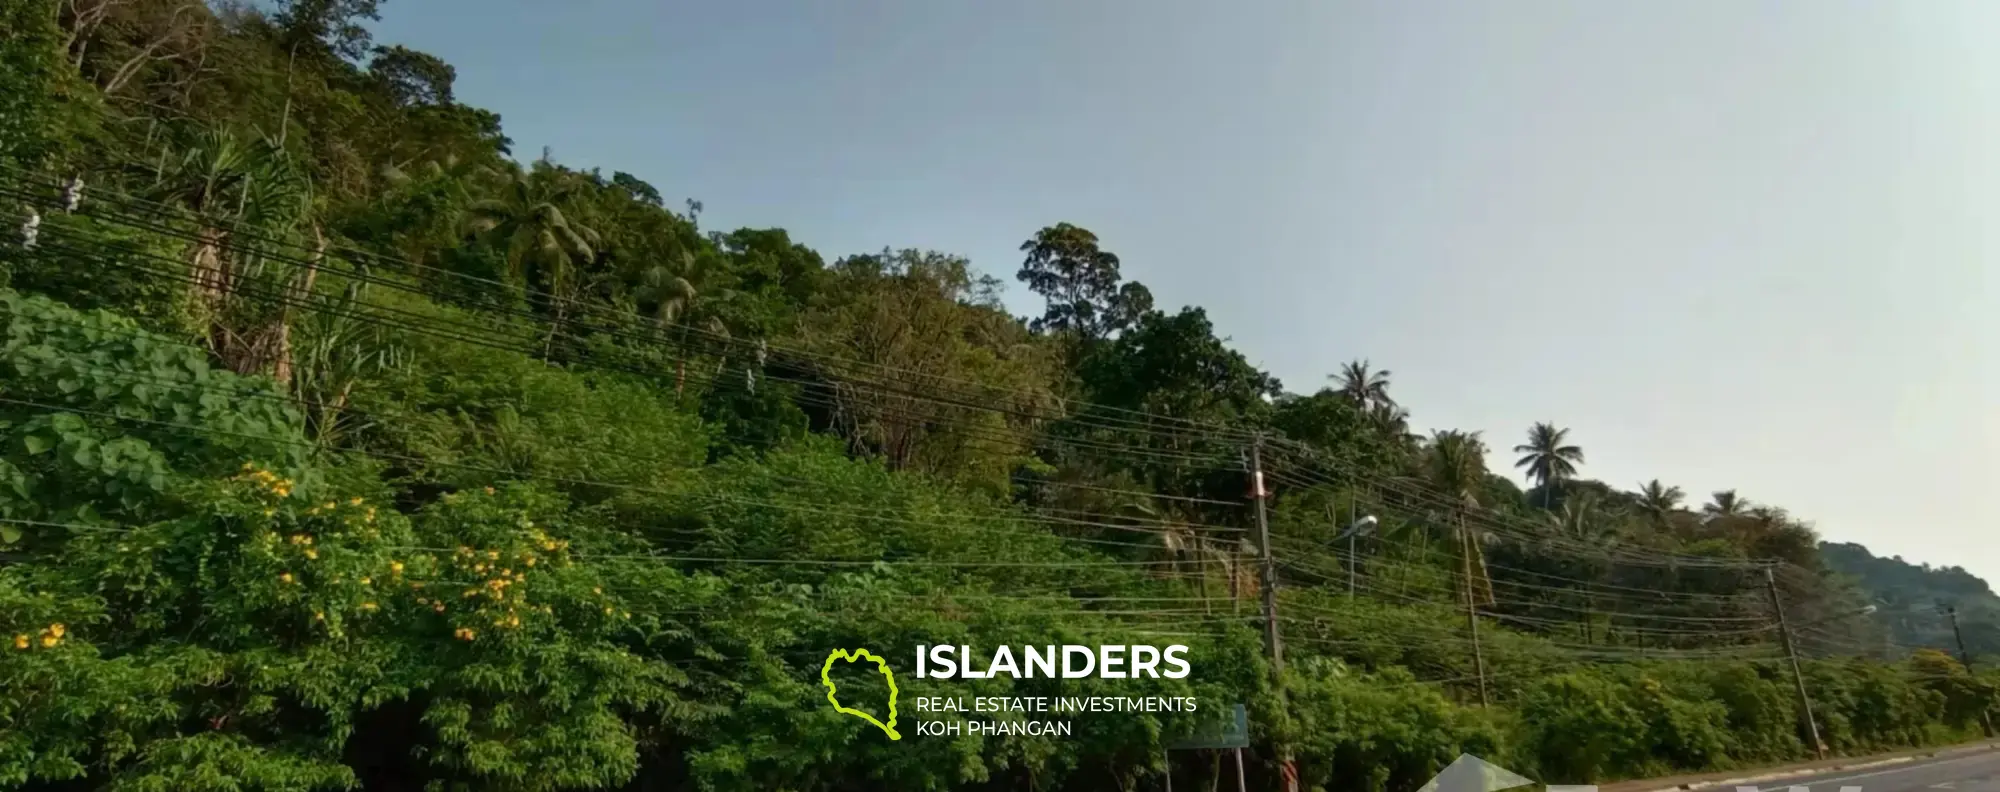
1247,437,1298,792
1946,605,1994,737
1765,566,1824,759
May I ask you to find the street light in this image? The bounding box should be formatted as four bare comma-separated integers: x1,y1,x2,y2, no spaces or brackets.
1335,515,1379,599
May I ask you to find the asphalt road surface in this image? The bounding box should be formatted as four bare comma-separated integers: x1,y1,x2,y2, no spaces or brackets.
1739,750,2000,792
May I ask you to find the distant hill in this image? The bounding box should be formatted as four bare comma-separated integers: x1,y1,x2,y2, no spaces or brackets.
1820,541,2000,660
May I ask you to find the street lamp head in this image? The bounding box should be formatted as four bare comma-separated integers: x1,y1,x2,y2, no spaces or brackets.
1336,515,1379,540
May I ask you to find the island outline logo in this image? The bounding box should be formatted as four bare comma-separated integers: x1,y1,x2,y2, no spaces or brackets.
821,648,902,740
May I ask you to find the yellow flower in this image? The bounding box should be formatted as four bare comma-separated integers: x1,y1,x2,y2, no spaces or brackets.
433,602,446,613
349,497,363,506
47,624,64,639
474,564,487,573
483,486,495,495
500,569,512,577
243,462,256,471
389,561,404,575
361,602,378,611
280,572,295,584
313,610,325,621
263,509,275,517
321,502,336,510
360,577,372,586
456,628,476,641
622,611,631,619
39,634,57,648
592,587,603,596
524,557,537,567
486,550,500,561
12,635,27,650
603,606,613,615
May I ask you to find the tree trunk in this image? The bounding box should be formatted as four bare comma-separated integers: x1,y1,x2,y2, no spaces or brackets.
188,226,227,304
271,225,324,388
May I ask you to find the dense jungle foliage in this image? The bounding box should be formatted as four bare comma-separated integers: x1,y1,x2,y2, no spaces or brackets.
1,2,1995,790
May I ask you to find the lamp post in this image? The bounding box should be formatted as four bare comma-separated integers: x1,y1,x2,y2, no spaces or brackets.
1334,515,1378,599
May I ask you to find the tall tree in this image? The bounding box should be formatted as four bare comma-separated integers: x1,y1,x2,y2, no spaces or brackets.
1334,359,1394,409
1016,222,1151,341
1513,422,1585,508
272,0,381,61
1424,429,1494,605
368,44,455,107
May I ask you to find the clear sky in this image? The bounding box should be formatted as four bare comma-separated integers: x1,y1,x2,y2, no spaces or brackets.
371,1,1999,580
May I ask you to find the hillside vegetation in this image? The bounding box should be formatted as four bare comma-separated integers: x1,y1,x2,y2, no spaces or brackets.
0,2,1995,790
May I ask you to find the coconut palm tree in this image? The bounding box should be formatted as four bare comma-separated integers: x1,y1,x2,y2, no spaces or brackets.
1636,479,1685,527
1704,490,1748,517
461,163,601,356
1334,360,1394,409
462,164,601,302
377,153,490,274
628,247,734,396
1423,430,1496,606
1513,422,1584,509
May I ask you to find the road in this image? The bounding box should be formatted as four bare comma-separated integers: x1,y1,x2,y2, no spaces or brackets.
1737,749,2000,792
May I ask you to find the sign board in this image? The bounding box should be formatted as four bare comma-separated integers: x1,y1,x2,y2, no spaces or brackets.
1167,703,1248,750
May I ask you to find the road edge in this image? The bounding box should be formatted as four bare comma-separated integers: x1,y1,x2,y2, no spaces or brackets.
1622,741,2000,792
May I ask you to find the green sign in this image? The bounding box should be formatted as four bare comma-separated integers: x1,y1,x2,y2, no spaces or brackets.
1168,703,1248,750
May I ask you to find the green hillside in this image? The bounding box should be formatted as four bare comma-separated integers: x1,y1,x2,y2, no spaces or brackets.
1822,541,2000,660
0,2,1996,790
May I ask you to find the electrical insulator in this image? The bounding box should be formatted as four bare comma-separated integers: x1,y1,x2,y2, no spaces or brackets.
1248,470,1269,500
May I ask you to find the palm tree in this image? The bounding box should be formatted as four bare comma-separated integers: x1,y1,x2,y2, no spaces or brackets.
631,248,705,328
378,153,489,275
1513,422,1584,508
1334,360,1394,409
1423,430,1496,607
461,164,601,356
628,247,734,396
1546,492,1619,546
1423,428,1495,704
143,127,311,310
462,165,600,295
1704,490,1747,517
1636,479,1685,528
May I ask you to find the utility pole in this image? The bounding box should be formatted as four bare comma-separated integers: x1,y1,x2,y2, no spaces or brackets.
1946,606,1993,737
1247,437,1298,792
1765,566,1824,759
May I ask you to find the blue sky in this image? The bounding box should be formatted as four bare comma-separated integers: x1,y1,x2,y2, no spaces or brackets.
372,1,1999,580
